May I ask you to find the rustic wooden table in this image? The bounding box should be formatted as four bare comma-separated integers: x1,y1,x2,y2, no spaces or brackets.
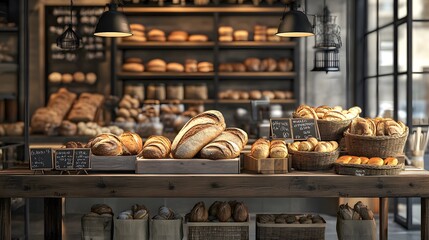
0,168,429,240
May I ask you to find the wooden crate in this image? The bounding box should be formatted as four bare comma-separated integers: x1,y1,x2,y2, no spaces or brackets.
91,155,136,171
135,157,240,174
243,154,290,174
184,218,250,240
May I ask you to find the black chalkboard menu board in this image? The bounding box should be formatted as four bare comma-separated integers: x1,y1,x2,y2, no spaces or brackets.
73,149,91,169
270,118,320,140
55,149,75,170
30,148,54,170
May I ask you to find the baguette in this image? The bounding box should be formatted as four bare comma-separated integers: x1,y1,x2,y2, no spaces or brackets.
171,110,226,159
140,135,171,159
199,128,248,160
251,138,270,159
269,139,288,158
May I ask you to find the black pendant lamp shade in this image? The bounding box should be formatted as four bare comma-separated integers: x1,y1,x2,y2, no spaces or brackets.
56,0,82,50
276,1,314,38
94,3,132,37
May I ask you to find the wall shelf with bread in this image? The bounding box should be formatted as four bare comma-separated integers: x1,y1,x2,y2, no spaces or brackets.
117,41,216,49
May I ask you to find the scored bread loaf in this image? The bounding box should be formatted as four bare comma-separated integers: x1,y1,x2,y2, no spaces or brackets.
88,133,123,156
119,132,143,155
171,110,226,159
269,139,288,158
199,128,248,160
251,138,270,159
140,135,171,159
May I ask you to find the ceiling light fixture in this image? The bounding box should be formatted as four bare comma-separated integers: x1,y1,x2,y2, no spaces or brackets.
56,0,82,50
94,2,132,38
276,0,314,38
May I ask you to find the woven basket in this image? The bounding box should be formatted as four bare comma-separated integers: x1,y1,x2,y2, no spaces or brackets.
291,149,339,171
344,128,408,158
185,219,250,240
317,119,352,141
81,214,113,240
334,163,403,176
256,214,326,240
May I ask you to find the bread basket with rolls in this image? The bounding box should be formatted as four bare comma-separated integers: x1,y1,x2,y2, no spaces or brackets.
334,155,404,176
344,117,408,158
288,138,340,170
293,105,361,141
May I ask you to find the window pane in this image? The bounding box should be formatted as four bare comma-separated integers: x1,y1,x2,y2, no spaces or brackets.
367,0,377,31
379,26,394,74
413,0,429,19
366,78,377,117
398,0,407,19
367,33,377,76
379,0,394,26
398,23,407,72
398,74,407,123
413,22,429,72
379,75,394,118
412,74,429,122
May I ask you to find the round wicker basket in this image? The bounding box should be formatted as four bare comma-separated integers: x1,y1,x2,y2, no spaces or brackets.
344,128,408,158
290,149,340,171
334,163,404,176
317,119,352,141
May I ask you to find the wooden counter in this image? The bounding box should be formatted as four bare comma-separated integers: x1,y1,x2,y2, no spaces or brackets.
0,168,428,239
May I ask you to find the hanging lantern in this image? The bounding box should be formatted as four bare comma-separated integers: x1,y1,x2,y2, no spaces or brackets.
56,0,82,50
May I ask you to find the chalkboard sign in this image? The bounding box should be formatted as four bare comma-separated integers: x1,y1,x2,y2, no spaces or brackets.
270,119,292,139
73,149,91,169
30,148,53,170
291,118,320,140
55,149,74,170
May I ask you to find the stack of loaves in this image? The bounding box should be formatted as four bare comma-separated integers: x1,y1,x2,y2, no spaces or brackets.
294,104,362,121
122,58,145,72
87,132,143,156
148,29,166,42
115,95,141,124
218,26,234,42
251,138,288,159
68,93,104,123
253,25,267,42
349,117,407,137
266,27,282,42
124,24,146,42
288,137,339,153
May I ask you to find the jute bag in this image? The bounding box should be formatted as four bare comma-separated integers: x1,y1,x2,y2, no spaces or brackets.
113,218,149,240
81,214,113,240
336,217,376,240
150,218,183,240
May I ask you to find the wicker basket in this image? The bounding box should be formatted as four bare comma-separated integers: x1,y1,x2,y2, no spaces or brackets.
113,218,149,240
150,218,183,240
291,149,339,171
344,128,408,158
334,163,404,176
81,214,113,240
256,214,326,240
185,219,250,240
317,119,352,141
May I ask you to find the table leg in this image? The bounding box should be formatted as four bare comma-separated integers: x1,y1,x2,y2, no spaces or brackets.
380,197,389,240
422,197,429,240
0,198,11,240
44,198,62,240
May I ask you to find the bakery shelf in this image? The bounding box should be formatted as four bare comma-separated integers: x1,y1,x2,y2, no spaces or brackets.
219,72,296,79
117,41,215,49
160,99,216,104
219,41,297,49
123,6,285,14
217,99,296,104
117,72,215,80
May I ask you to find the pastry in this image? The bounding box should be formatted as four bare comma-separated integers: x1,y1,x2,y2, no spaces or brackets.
350,117,376,136
119,132,143,155
147,59,167,72
269,139,288,158
251,138,270,159
140,135,171,159
167,62,185,72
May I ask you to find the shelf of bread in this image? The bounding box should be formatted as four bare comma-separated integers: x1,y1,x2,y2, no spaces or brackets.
117,72,215,79
217,99,295,104
123,6,285,14
160,99,216,104
218,72,296,78
219,41,296,48
118,41,215,49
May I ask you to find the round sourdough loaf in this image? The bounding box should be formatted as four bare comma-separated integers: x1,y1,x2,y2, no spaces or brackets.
119,132,143,155
140,135,171,159
171,110,226,159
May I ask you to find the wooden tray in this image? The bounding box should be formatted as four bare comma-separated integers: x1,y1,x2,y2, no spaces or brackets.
243,154,290,174
91,155,136,171
135,157,240,174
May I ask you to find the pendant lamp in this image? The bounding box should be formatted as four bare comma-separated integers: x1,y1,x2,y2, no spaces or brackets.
276,0,314,38
94,2,132,37
56,0,82,50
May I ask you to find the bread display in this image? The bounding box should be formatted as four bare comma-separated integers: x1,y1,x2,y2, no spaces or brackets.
269,139,288,158
148,29,166,41
288,138,339,153
251,138,270,159
219,57,292,72
336,155,399,166
258,214,324,224
68,93,104,123
200,127,248,159
77,122,123,136
146,59,167,72
349,117,407,137
294,104,362,120
119,132,143,155
218,89,293,100
171,110,226,159
140,135,171,159
87,133,124,156
189,201,248,223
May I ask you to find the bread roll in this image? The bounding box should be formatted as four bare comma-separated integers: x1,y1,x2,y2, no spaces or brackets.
185,59,198,72
119,132,143,155
254,35,267,42
251,138,270,159
86,72,97,84
73,72,85,83
269,139,288,158
122,63,144,72
277,58,293,72
261,58,277,72
239,91,249,99
323,111,347,121
130,23,145,31
233,63,246,72
188,34,208,42
118,108,131,118
349,156,361,164
148,29,166,41
233,30,249,41
124,35,147,42
295,106,318,119
219,36,233,42
171,110,226,159
140,135,171,159
147,59,167,72
368,157,384,166
62,73,73,84
126,58,143,64
336,155,352,164
197,62,213,72
384,157,398,166
167,62,185,72
288,141,300,152
307,137,318,146
88,133,123,156
168,31,188,42
298,141,314,151
200,128,248,159
218,26,233,36
262,90,275,99
49,72,62,83
219,63,234,72
360,157,369,164
249,90,262,100
266,27,278,36
58,120,77,136
350,117,376,136
244,58,261,72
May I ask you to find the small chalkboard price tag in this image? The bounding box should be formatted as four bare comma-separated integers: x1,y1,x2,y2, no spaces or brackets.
55,149,74,170
291,118,320,140
30,148,53,170
270,119,292,139
73,149,91,170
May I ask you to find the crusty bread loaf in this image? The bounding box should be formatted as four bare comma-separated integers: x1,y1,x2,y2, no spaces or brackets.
200,128,248,159
269,139,288,158
89,133,123,156
140,135,171,159
251,138,270,159
119,132,143,155
171,110,226,159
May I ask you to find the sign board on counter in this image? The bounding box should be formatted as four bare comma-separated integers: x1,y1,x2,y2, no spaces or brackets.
54,149,74,170
73,149,91,170
270,118,320,140
30,148,53,170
